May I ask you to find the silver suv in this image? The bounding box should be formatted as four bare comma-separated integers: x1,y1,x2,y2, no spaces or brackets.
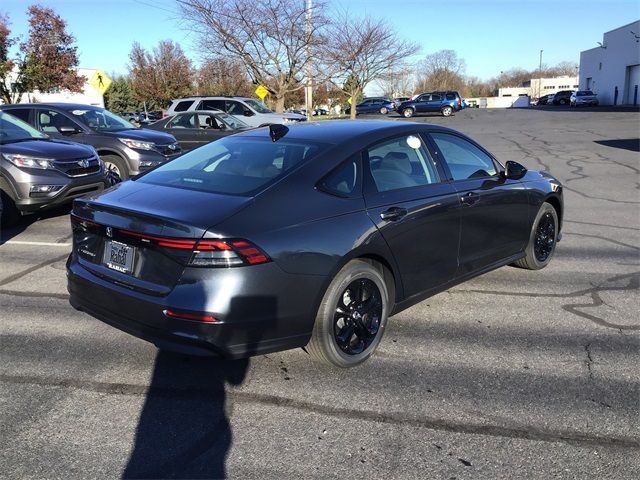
0,111,108,227
166,96,306,127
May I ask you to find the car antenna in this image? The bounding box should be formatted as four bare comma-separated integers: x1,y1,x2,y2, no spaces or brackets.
269,124,289,142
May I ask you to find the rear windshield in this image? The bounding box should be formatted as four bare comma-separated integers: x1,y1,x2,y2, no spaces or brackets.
577,91,594,96
137,136,327,195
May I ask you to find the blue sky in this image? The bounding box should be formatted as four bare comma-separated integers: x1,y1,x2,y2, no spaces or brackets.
2,0,639,82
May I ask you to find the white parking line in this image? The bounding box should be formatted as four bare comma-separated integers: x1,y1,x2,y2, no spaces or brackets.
1,241,72,247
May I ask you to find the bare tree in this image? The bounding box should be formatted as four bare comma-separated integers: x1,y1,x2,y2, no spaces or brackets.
195,57,253,96
178,0,328,112
544,61,579,77
415,50,465,93
128,40,194,109
322,14,419,119
376,69,415,98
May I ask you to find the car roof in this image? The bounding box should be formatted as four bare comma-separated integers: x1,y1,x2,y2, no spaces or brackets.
1,103,105,110
233,119,460,144
172,109,225,115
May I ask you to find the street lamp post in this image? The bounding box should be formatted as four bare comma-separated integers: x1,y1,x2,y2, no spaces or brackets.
305,0,313,121
538,49,543,100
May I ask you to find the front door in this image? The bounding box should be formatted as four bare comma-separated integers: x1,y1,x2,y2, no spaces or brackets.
363,133,460,298
428,132,530,276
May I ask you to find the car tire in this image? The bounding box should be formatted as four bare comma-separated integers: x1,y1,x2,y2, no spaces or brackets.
380,107,388,115
513,202,558,270
0,189,21,228
402,108,414,118
307,259,391,368
559,99,567,105
441,106,453,117
101,155,129,180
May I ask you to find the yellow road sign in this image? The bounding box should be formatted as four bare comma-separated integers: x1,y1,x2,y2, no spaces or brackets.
347,97,352,105
255,85,269,100
89,70,112,95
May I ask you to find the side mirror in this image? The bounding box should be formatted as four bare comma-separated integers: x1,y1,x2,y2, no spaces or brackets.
504,160,527,179
59,125,80,136
243,110,254,117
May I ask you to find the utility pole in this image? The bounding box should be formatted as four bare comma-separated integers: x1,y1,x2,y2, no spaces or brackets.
305,0,313,120
538,49,543,100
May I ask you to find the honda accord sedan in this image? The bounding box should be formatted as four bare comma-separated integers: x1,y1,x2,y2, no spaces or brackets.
67,121,563,367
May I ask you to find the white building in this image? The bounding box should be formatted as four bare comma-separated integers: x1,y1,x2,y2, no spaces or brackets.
579,20,640,106
499,75,579,99
1,68,104,107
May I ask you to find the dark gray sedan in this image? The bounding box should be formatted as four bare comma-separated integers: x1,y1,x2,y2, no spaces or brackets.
67,121,563,368
147,110,252,151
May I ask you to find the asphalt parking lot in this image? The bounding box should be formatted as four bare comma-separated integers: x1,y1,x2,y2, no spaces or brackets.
1,108,638,479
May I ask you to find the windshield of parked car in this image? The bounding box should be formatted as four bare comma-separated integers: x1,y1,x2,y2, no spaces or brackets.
216,113,249,130
0,111,48,144
577,91,594,96
242,99,272,114
68,107,136,131
137,136,327,195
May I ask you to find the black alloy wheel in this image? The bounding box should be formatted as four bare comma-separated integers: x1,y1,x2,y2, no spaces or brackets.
513,202,558,270
333,278,383,355
534,211,556,262
308,259,391,367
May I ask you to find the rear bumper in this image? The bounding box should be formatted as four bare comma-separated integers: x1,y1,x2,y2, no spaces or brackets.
66,255,326,358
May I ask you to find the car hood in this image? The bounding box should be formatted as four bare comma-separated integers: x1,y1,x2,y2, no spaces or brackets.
74,179,253,237
109,128,177,144
1,138,95,159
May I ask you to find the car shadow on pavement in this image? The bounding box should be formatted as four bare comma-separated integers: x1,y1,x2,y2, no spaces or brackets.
0,205,71,244
594,138,640,152
122,352,250,479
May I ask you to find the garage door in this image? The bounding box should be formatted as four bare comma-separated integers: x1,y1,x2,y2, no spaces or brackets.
625,64,640,105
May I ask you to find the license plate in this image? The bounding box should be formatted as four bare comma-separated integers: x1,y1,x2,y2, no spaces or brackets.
103,241,135,274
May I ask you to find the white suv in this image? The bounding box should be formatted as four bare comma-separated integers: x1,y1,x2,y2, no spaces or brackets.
166,97,306,127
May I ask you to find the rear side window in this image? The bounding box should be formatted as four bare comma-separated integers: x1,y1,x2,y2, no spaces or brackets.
445,93,456,100
318,154,360,197
173,100,195,112
367,135,439,192
168,113,196,128
430,133,497,180
3,108,30,123
199,99,225,111
138,137,327,195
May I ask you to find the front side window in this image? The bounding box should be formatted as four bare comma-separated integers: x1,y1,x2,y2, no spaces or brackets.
430,133,497,180
226,101,248,116
137,136,327,195
37,109,81,133
242,99,272,113
67,107,134,131
367,135,439,193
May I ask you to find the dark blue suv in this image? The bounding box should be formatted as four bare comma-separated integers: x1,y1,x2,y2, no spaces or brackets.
397,91,462,118
346,97,395,115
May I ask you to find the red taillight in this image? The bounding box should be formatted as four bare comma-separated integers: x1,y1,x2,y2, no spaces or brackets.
164,309,218,323
118,229,269,267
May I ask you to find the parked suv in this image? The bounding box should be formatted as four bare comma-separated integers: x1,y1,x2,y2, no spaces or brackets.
397,91,462,117
551,90,574,105
0,104,181,180
0,110,108,227
166,96,306,127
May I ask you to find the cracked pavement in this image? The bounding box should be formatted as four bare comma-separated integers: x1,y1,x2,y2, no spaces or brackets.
0,108,638,479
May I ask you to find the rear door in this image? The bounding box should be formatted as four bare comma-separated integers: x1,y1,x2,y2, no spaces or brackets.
427,132,530,276
363,133,460,298
163,113,202,151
